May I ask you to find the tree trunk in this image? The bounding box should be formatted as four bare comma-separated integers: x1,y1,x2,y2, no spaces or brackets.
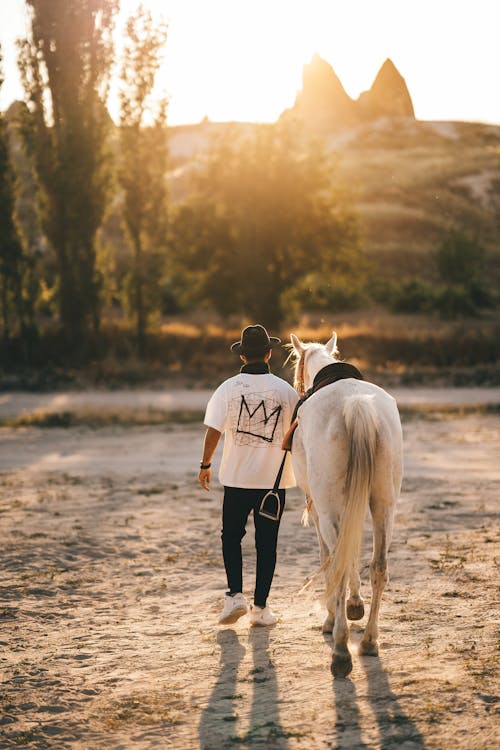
133,234,146,356
1,275,10,345
12,263,29,362
58,259,84,345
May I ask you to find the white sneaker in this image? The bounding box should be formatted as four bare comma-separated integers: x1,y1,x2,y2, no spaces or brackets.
249,605,277,627
218,593,249,625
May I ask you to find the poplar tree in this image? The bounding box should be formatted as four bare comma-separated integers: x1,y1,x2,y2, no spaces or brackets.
18,0,118,341
118,4,168,352
0,47,25,349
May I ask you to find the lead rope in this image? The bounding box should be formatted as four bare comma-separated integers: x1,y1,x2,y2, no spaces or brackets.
293,348,324,596
259,350,303,521
261,349,310,522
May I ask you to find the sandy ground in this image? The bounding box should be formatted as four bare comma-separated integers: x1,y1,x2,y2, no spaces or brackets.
0,389,499,749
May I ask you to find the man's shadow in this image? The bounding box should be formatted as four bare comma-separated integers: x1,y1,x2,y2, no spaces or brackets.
199,629,246,750
198,627,289,749
327,627,426,749
245,626,289,748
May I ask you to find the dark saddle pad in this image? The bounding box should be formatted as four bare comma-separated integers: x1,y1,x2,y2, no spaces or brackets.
281,362,364,451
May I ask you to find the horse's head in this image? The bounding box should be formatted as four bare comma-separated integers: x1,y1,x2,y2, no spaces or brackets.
289,332,339,395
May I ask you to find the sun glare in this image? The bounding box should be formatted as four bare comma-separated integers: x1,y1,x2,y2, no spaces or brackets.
2,0,500,125
115,0,395,125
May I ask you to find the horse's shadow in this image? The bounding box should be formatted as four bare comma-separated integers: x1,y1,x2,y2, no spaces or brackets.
326,627,426,749
199,627,289,749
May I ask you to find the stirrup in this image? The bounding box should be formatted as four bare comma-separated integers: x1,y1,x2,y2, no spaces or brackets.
259,490,281,521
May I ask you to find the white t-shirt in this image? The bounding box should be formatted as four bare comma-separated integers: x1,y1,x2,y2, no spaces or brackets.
204,370,298,489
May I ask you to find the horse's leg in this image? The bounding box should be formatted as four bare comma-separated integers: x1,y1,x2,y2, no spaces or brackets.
346,561,365,621
316,510,337,634
360,508,391,656
309,502,330,565
330,577,352,677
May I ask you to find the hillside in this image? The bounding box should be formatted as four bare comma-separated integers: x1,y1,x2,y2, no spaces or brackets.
168,117,500,282
331,118,500,278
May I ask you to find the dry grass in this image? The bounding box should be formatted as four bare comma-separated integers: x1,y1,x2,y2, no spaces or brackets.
1,400,499,431
0,407,204,428
1,309,499,389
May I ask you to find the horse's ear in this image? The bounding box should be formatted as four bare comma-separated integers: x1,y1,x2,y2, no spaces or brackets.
290,333,305,355
325,331,338,355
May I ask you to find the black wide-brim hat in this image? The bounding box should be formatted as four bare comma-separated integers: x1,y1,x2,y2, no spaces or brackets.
230,324,281,355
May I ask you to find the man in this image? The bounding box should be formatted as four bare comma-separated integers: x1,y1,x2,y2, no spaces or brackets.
199,324,298,627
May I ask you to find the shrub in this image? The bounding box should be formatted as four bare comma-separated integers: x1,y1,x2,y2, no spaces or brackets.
433,281,495,319
433,230,485,286
282,273,366,315
370,277,436,314
431,230,495,317
372,229,497,319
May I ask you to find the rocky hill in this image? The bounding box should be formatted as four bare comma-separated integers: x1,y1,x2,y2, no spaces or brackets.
357,58,415,121
168,114,500,282
281,54,415,132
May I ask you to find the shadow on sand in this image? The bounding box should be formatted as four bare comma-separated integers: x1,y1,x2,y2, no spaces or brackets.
198,629,245,750
358,652,426,749
199,627,289,749
327,627,426,749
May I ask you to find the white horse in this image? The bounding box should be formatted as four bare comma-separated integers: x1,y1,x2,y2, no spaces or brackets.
289,332,403,677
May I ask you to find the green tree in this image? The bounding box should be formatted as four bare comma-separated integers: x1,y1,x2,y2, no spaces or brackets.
18,0,118,342
171,122,361,325
0,48,25,350
5,101,46,341
433,230,493,317
118,5,168,353
434,230,485,286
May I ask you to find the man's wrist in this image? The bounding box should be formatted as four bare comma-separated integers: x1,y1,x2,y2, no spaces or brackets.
200,461,211,470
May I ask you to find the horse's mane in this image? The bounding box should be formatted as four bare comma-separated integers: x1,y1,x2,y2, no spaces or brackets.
284,342,332,391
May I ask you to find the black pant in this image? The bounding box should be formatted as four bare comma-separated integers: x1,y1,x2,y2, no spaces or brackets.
221,486,285,608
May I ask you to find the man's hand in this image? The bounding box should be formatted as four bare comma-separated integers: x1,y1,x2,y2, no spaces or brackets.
198,427,221,492
198,467,211,491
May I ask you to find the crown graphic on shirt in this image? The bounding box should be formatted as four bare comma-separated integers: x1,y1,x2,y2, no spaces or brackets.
236,395,282,443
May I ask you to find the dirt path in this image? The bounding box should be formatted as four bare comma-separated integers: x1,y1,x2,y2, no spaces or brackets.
1,386,500,421
0,407,499,748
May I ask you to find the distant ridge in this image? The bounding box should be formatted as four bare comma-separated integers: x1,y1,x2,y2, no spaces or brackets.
282,54,415,132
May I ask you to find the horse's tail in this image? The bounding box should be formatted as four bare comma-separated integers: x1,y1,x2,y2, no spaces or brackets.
325,394,378,600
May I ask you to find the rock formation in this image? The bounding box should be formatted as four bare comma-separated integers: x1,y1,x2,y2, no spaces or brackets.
291,54,357,130
283,55,415,132
357,58,415,120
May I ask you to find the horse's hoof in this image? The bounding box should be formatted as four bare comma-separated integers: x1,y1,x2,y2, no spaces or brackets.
322,615,334,634
360,639,379,656
346,599,365,621
331,649,353,678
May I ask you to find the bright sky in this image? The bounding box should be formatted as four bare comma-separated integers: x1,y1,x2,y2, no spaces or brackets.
1,0,499,126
